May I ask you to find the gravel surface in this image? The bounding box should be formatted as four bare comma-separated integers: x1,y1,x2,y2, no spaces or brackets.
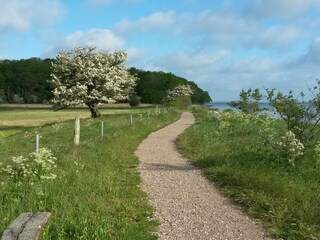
136,112,274,240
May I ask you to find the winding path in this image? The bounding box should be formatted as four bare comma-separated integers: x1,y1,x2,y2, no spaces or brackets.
136,112,273,240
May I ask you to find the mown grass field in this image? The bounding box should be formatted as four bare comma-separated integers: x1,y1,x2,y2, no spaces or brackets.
0,105,153,128
0,107,179,239
177,107,320,240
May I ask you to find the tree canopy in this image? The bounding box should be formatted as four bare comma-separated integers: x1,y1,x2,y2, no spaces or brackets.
0,56,212,106
50,46,136,117
0,58,52,103
129,68,211,104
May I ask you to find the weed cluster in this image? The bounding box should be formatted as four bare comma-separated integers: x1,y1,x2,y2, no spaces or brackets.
1,148,57,183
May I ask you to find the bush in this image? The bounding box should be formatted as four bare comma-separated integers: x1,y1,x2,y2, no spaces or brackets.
168,95,192,109
129,94,141,107
229,88,262,114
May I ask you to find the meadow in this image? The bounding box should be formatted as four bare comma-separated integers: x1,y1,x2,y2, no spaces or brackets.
0,106,179,239
177,107,320,240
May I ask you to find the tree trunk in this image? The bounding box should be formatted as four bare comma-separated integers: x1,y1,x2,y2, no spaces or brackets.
87,103,101,118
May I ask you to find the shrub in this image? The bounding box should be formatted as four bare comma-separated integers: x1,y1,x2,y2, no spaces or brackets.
267,83,320,144
273,131,305,166
129,94,141,107
168,95,192,109
229,88,262,114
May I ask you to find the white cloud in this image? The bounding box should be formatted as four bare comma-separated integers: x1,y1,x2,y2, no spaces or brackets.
257,26,301,50
305,37,320,63
152,50,231,76
87,0,144,6
115,11,176,34
291,37,320,66
126,47,149,66
244,0,320,19
45,28,124,57
193,11,303,51
113,9,306,54
64,29,124,49
225,57,279,73
0,0,65,33
159,50,231,70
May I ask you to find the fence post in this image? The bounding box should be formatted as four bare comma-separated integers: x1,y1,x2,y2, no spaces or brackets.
74,117,80,145
156,105,158,115
35,132,39,153
101,121,104,137
130,114,133,124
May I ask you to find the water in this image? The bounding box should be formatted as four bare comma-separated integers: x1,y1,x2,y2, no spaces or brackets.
207,101,280,118
206,102,235,111
207,102,271,111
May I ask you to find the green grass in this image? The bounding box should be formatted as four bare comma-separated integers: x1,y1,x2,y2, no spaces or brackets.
177,107,320,240
0,107,155,128
0,108,179,239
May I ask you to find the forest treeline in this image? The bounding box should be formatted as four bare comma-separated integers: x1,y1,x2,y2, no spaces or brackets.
0,58,211,104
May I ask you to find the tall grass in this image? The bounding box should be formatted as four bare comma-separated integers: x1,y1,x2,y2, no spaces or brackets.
177,107,320,240
0,109,179,239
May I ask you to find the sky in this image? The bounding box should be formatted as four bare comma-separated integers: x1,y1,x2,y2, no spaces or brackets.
0,0,320,101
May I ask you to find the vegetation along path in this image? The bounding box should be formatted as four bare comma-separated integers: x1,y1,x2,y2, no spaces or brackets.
136,112,273,240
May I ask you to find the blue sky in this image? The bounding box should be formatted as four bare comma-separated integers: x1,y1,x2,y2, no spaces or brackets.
1,0,320,101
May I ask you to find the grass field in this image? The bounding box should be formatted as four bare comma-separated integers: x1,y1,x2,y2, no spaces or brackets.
177,107,320,239
0,105,154,128
0,106,179,239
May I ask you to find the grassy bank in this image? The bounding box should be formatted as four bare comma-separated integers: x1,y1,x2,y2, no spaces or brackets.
0,108,179,239
177,107,320,240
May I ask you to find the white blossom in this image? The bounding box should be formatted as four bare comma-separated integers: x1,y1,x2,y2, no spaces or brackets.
166,85,193,101
49,46,137,117
1,148,57,182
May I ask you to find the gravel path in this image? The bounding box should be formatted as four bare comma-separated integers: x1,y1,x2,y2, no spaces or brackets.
136,112,273,240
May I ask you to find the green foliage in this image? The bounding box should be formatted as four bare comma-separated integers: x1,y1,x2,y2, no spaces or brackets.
0,60,211,105
267,83,320,144
232,84,320,145
1,148,57,183
130,67,212,104
178,107,320,239
229,88,262,114
0,58,53,103
129,94,141,107
168,95,192,109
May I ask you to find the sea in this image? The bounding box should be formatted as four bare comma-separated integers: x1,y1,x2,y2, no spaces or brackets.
206,101,280,118
206,101,271,111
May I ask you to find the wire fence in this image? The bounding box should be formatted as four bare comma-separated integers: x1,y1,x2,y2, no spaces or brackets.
0,106,171,163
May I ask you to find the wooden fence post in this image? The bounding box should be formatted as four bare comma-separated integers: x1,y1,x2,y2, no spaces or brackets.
74,117,80,145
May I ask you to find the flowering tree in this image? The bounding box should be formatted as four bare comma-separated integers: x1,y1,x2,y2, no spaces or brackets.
166,85,193,101
50,46,136,117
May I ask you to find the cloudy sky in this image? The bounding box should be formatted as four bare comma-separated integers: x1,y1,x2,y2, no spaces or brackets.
0,0,320,101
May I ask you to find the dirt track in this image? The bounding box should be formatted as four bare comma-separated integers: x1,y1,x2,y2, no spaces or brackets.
136,112,273,240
